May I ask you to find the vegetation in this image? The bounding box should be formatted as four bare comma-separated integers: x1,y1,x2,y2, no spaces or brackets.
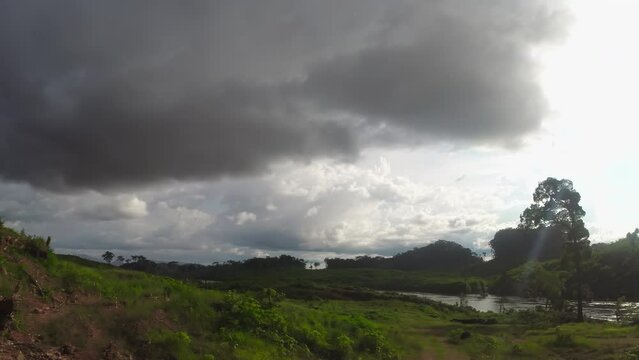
2,231,639,359
1,177,639,358
325,240,483,271
101,251,115,265
487,226,564,271
585,229,639,300
519,178,591,321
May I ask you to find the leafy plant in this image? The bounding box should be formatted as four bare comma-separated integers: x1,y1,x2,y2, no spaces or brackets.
147,330,196,360
552,330,576,347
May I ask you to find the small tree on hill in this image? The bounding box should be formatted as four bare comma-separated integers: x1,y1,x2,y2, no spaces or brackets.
627,228,639,252
102,251,115,265
519,177,590,322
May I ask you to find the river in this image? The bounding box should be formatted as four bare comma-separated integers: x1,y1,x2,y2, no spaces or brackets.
399,292,638,321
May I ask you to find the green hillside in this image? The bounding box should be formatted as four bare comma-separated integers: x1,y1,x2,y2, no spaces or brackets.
2,223,639,359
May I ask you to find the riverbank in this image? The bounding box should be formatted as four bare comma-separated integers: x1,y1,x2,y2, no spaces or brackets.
398,291,639,322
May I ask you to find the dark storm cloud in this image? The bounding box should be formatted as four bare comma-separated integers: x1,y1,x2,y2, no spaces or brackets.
302,37,542,141
300,0,566,143
0,0,566,190
1,81,357,189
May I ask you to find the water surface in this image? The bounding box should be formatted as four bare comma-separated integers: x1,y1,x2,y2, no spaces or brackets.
400,292,637,321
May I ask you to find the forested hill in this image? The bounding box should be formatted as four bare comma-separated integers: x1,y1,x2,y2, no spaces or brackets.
323,226,568,273
88,222,639,301
324,240,482,271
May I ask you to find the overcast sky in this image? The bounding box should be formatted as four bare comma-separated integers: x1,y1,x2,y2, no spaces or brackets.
1,0,637,263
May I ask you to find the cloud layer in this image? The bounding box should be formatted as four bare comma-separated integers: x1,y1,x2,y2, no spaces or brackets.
0,0,565,190
0,158,524,262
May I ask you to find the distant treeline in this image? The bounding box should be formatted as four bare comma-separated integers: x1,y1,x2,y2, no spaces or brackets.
586,231,639,300
489,228,639,301
324,240,482,271
324,226,565,273
119,254,306,281
113,225,590,278
105,225,638,300
476,226,565,275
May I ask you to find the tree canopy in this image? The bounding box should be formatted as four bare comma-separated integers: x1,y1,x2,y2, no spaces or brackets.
325,240,483,271
519,177,590,321
101,251,115,264
489,227,565,268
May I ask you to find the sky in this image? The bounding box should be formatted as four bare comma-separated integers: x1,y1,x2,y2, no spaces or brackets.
0,0,637,264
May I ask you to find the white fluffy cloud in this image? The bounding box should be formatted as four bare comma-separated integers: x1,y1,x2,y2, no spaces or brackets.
0,154,519,261
234,212,257,226
76,195,148,221
265,158,512,253
1,139,634,264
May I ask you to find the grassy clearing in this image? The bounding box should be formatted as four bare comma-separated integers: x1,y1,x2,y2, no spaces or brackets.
36,254,418,358
205,267,490,298
21,255,639,359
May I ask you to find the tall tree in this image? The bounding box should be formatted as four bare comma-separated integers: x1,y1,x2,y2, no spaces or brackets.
519,177,590,321
102,251,115,265
627,229,639,298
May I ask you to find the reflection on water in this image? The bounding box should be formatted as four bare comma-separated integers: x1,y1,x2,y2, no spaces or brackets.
399,292,638,321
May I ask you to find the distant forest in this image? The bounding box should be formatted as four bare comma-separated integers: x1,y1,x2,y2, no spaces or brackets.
97,178,639,302
111,226,639,301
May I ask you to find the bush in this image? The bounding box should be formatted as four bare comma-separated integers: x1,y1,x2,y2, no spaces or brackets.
257,288,284,308
146,330,196,360
294,325,327,353
511,344,523,355
358,332,397,359
552,332,576,347
221,291,296,351
358,329,385,353
333,334,353,358
24,236,49,259
447,328,465,344
624,345,639,360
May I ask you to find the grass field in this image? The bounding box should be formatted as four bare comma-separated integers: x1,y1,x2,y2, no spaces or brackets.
2,224,639,359
35,254,639,359
203,267,490,297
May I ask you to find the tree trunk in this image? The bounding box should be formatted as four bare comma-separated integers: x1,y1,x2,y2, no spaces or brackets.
576,245,584,322
634,242,638,300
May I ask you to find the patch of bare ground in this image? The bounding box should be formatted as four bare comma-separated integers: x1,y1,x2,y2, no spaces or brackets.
0,257,137,359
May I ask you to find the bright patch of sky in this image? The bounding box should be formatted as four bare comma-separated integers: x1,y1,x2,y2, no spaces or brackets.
361,0,639,244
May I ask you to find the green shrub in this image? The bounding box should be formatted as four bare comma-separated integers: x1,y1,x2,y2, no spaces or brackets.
294,325,328,353
624,345,639,360
221,291,296,351
147,330,195,360
356,329,397,359
358,329,384,353
552,332,576,347
24,236,49,259
447,328,464,344
333,334,353,358
257,288,284,308
511,344,523,355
